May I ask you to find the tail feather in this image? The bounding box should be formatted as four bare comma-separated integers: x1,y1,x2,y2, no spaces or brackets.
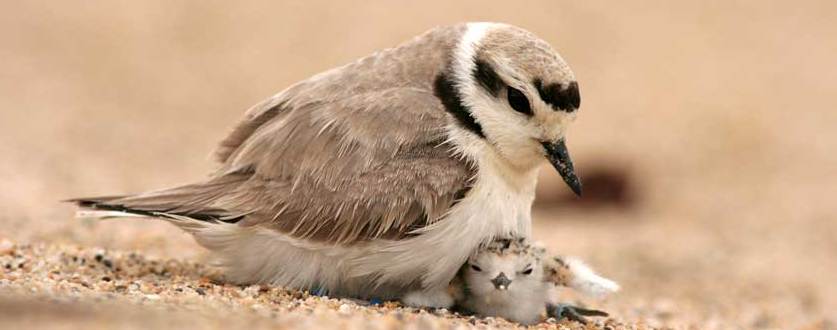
68,171,252,223
71,196,244,223
75,209,148,219
67,195,125,208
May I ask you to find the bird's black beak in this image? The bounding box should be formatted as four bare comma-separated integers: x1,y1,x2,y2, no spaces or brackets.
491,272,512,290
542,139,582,196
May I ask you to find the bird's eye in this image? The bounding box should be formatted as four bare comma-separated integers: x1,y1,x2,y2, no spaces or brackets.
470,264,482,272
521,268,533,275
507,87,532,115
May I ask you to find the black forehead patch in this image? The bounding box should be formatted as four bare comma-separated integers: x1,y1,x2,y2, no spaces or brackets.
534,79,581,112
472,59,502,97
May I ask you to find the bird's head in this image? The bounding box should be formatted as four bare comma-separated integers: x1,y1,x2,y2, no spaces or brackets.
463,238,545,298
439,22,582,195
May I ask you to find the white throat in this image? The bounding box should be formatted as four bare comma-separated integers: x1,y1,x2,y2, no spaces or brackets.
446,124,540,238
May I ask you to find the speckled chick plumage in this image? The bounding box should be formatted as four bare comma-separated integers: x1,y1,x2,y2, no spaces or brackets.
449,237,619,325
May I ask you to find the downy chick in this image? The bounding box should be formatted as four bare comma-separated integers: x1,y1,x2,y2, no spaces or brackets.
450,237,619,325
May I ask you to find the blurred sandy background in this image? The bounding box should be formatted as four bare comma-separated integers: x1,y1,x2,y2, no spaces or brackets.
1,1,836,328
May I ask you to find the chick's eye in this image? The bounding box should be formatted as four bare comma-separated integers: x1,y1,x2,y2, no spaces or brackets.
470,264,482,272
521,268,533,275
507,87,532,115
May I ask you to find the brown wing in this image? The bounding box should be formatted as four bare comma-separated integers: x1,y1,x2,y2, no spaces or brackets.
73,25,474,245
75,87,473,245
223,86,475,244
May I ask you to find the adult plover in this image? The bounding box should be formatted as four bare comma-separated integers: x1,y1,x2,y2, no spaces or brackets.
72,22,585,306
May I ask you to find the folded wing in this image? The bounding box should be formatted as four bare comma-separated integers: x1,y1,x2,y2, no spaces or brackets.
75,86,474,245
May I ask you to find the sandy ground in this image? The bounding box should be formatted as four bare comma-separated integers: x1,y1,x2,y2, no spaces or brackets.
1,240,637,330
2,1,837,329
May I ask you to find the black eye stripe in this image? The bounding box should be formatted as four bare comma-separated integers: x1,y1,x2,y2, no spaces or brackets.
534,79,581,112
507,87,532,115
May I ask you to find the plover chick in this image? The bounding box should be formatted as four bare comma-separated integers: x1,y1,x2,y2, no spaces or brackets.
449,237,619,325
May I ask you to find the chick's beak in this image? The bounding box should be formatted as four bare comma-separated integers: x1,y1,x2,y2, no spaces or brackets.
491,273,512,290
542,139,582,196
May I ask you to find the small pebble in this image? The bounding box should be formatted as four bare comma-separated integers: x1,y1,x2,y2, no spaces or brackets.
338,303,352,315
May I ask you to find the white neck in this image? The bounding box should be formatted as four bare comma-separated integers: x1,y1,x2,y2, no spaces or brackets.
446,124,540,236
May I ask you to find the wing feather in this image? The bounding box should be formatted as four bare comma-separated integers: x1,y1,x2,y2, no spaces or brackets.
74,25,474,245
